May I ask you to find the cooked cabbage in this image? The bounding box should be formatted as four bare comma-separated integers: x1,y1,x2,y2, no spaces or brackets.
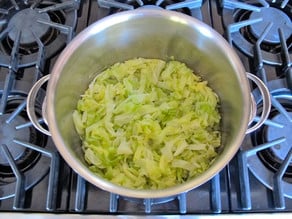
73,58,221,189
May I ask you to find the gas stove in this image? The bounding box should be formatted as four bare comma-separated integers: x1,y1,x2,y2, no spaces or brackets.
0,0,291,217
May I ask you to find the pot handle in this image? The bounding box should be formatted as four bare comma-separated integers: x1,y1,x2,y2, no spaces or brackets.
26,75,51,136
245,73,271,134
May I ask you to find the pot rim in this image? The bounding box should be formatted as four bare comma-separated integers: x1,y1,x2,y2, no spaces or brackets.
46,9,250,198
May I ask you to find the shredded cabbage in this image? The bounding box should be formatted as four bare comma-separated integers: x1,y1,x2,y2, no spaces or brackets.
73,58,221,189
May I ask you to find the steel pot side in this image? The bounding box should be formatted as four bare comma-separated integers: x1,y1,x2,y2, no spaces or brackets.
46,9,250,198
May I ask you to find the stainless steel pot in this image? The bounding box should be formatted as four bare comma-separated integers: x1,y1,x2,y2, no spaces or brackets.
27,9,271,198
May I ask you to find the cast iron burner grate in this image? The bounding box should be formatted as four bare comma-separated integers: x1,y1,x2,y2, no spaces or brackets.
239,79,292,210
0,0,80,122
223,1,292,210
256,104,292,177
72,172,225,213
97,0,203,18
0,95,46,176
0,1,80,211
0,0,79,68
222,0,292,65
0,91,59,210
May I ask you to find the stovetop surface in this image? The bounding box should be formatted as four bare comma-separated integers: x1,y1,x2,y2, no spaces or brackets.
0,0,291,216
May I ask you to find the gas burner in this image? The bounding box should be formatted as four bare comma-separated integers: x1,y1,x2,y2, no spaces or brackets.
249,7,291,44
0,0,79,68
0,97,47,176
242,79,292,198
98,0,203,18
0,114,32,170
0,92,50,200
222,0,292,65
255,107,292,177
7,8,51,45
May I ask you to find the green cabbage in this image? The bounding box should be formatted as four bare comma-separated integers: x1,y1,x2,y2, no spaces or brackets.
73,58,221,189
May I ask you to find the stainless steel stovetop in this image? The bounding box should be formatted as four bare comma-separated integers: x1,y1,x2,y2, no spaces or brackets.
0,0,291,217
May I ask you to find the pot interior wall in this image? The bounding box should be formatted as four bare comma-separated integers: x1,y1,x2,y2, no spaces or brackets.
49,11,250,185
